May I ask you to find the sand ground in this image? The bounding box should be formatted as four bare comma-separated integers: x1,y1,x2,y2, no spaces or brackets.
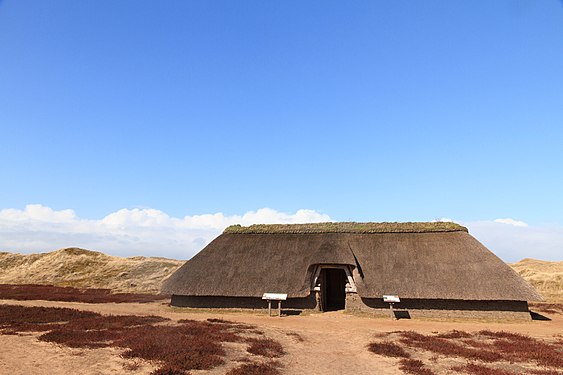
1,299,562,375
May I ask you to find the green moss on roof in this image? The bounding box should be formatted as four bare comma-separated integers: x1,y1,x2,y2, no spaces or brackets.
224,222,468,234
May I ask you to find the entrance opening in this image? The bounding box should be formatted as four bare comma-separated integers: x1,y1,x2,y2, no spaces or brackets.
321,268,347,311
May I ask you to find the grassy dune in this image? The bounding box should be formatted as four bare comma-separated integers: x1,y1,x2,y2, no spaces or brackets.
0,248,183,294
509,258,563,302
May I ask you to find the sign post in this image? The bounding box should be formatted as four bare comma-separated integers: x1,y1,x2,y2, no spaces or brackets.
262,293,287,317
383,295,400,320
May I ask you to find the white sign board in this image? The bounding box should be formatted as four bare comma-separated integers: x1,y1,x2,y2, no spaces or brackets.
262,293,287,301
383,295,400,303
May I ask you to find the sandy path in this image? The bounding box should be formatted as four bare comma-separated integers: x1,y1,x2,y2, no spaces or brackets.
0,333,155,375
1,299,562,375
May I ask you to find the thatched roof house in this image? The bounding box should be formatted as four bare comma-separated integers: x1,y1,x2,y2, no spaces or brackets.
163,222,541,318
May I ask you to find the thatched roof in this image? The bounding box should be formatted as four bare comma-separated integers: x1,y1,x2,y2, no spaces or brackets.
162,223,541,302
224,222,467,234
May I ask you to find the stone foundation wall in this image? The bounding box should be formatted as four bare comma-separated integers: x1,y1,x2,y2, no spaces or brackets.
345,293,531,320
171,293,532,320
171,294,318,310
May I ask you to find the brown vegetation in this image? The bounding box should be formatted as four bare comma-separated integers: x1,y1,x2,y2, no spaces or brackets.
398,359,435,375
0,305,284,374
0,284,168,303
368,330,563,375
246,338,285,358
0,304,99,335
367,341,411,358
150,366,192,375
226,362,281,375
399,331,503,362
451,363,516,375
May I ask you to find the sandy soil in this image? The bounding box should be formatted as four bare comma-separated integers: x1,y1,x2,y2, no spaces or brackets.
0,332,156,375
1,299,562,375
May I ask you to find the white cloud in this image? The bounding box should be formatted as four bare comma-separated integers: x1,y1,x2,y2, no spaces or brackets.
493,218,528,227
0,205,330,259
429,217,560,262
434,217,453,223
0,204,77,223
462,219,562,262
1,206,560,262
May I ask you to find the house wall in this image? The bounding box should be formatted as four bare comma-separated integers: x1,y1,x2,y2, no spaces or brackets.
171,293,532,320
171,294,318,310
345,293,532,320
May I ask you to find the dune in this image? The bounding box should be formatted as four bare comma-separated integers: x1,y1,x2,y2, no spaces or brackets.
509,258,563,302
0,248,184,294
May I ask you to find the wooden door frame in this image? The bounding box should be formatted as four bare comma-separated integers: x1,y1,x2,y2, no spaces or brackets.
311,264,357,293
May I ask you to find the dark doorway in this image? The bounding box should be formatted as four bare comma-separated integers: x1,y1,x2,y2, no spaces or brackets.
321,268,347,311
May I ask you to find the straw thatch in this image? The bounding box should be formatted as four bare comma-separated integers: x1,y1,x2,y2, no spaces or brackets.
224,221,467,234
162,222,541,302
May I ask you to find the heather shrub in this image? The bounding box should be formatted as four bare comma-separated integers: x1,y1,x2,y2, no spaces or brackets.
0,304,284,374
119,325,227,370
226,362,281,375
399,359,435,375
451,363,516,375
204,318,258,333
477,330,533,341
0,284,167,303
399,331,502,362
369,330,563,375
367,341,411,358
246,338,285,358
435,330,472,339
151,366,191,375
0,305,98,326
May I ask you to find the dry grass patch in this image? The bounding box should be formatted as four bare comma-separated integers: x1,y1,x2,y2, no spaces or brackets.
509,258,563,302
529,303,563,315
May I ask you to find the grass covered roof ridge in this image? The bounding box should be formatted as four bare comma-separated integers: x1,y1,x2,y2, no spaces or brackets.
223,222,468,234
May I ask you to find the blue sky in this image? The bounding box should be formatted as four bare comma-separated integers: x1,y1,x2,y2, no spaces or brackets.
1,1,562,260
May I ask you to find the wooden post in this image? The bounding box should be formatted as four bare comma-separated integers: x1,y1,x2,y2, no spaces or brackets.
278,301,281,317
268,300,272,317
